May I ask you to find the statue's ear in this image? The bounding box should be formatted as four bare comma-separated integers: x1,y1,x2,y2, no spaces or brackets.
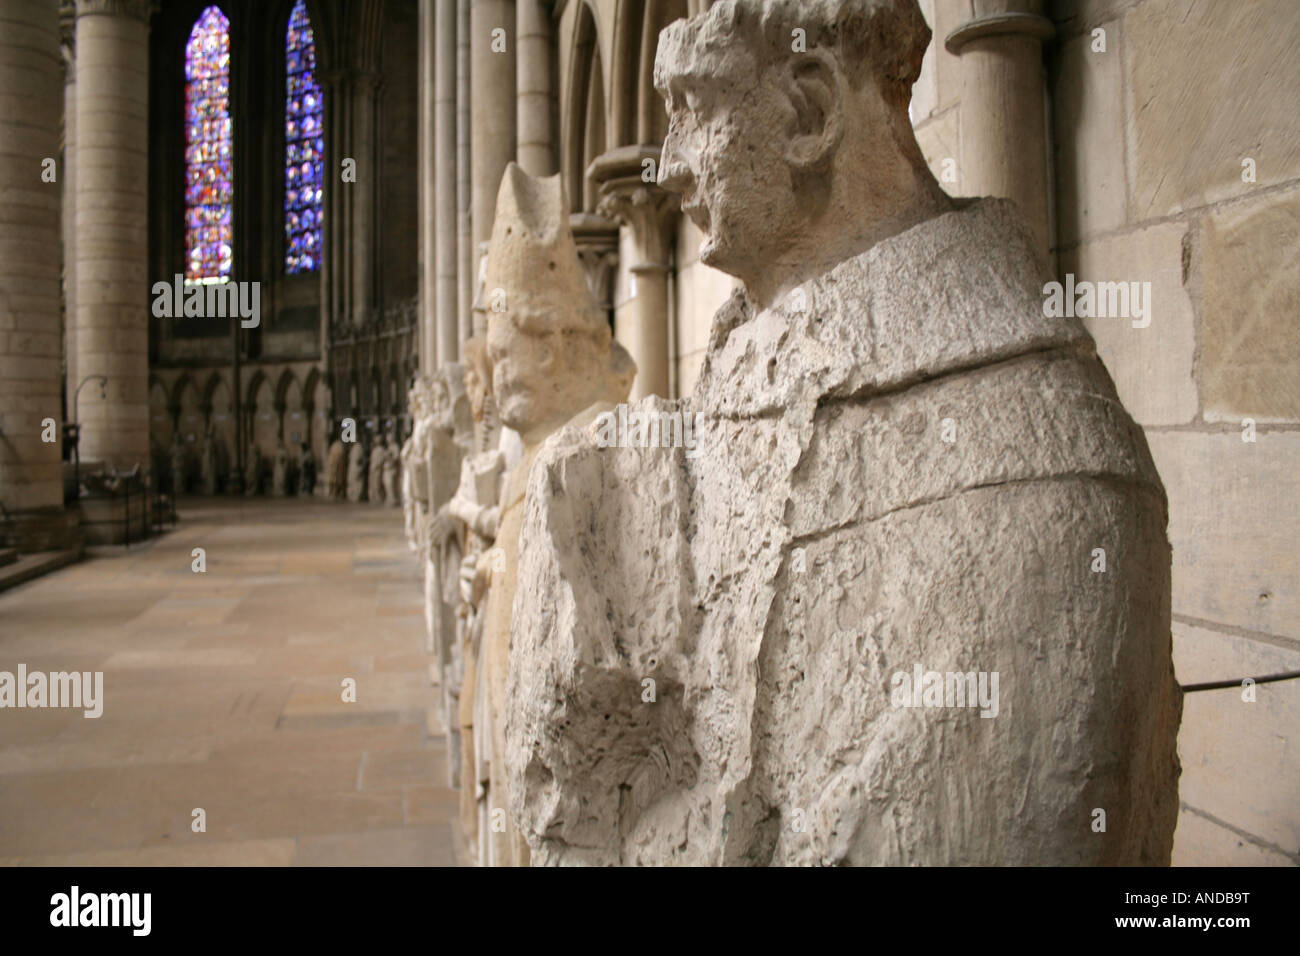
781,47,844,170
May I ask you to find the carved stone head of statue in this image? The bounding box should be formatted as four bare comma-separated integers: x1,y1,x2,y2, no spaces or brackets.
434,362,471,439
654,0,950,308
463,336,493,425
429,372,450,427
408,374,432,423
484,163,636,446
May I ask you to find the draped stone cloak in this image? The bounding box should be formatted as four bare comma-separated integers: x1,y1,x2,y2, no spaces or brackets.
506,198,1182,866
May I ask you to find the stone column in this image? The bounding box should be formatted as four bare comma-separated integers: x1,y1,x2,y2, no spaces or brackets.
350,72,381,326
945,1,1054,260
515,0,553,176
60,2,76,417
418,0,437,370
469,0,515,335
73,0,150,469
435,0,459,363
456,0,472,343
591,145,676,400
0,0,78,549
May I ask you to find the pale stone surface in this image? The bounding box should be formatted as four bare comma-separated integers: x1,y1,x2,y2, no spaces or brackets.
1172,810,1297,868
507,0,1180,866
346,441,367,502
400,375,434,549
415,361,471,787
431,337,508,844
909,0,960,124
368,438,387,505
72,0,150,469
382,434,401,507
326,438,347,499
272,443,290,496
0,0,64,514
912,105,959,195
475,164,635,865
1125,0,1300,218
1198,188,1300,423
1147,433,1300,637
1052,18,1126,240
1173,621,1300,854
0,499,455,865
1062,221,1197,426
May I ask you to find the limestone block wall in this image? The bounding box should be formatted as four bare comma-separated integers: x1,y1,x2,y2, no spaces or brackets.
917,0,1299,865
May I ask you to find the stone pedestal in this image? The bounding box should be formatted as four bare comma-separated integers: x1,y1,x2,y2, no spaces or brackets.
72,0,151,469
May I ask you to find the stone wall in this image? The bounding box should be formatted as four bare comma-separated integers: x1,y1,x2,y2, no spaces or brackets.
909,0,1299,865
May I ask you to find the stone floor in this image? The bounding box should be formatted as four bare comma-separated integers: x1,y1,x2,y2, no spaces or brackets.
0,497,460,866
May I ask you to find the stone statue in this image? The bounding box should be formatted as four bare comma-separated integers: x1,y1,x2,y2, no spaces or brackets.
200,426,218,495
382,433,401,507
471,164,636,867
346,438,367,503
272,441,289,497
426,347,490,813
243,443,260,497
326,434,347,500
368,432,387,506
506,0,1181,867
401,376,434,550
299,444,316,496
169,440,186,498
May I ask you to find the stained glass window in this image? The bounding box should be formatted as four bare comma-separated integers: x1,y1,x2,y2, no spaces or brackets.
184,6,233,281
285,0,323,274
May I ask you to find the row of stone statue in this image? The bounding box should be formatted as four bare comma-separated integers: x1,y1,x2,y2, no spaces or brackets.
324,433,403,506
403,0,1181,866
165,425,408,505
168,432,317,498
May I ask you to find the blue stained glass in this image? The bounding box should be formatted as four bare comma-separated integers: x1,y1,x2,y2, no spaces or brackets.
284,0,323,274
184,6,232,280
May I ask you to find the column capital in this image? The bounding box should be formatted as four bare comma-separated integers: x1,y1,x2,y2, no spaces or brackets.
60,1,77,54
569,212,620,312
589,145,678,268
945,11,1054,54
75,0,152,22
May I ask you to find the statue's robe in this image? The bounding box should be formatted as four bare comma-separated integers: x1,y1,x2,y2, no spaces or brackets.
422,425,469,782
326,440,347,499
346,445,367,503
272,451,288,496
507,198,1182,866
368,445,386,505
479,404,614,867
401,431,425,548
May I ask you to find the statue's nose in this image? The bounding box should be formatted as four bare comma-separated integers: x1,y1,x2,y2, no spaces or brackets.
657,133,692,194
658,160,691,194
